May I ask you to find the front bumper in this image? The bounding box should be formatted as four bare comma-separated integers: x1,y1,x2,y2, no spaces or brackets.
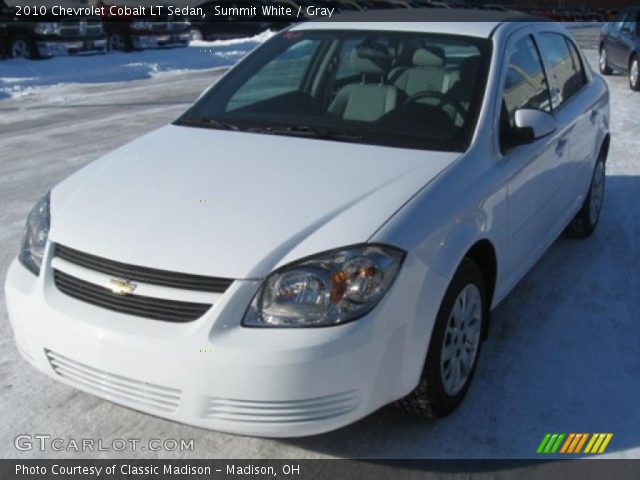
36,37,107,57
131,33,190,49
5,249,446,437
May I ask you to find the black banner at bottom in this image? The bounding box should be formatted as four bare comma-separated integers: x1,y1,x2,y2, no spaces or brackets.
2,459,640,480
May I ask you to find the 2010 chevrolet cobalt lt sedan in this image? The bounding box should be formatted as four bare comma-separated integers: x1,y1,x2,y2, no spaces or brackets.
5,11,610,437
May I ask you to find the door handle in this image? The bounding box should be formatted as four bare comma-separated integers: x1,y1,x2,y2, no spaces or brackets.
590,109,599,122
556,138,568,156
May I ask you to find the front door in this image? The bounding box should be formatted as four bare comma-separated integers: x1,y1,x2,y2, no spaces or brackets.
496,31,574,276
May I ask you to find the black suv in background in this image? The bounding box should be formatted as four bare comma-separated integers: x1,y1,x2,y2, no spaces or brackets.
0,0,107,59
187,1,270,41
99,2,190,51
600,7,640,91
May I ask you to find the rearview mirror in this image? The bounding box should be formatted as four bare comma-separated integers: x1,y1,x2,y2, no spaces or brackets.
512,109,557,145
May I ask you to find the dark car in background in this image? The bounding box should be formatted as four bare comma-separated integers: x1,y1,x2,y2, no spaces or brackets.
0,0,106,59
187,1,269,41
600,7,640,91
0,13,6,57
99,2,190,51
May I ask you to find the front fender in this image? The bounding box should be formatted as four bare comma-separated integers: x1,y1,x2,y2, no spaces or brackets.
372,153,508,309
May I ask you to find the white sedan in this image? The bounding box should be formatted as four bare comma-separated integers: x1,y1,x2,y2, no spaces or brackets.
5,11,610,437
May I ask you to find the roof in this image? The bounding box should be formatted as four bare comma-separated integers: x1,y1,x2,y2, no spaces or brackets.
293,8,547,38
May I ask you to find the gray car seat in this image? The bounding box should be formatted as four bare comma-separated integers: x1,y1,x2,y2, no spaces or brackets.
328,45,398,122
389,46,446,97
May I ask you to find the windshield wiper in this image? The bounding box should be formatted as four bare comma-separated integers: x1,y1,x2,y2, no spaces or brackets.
246,125,363,143
174,116,241,132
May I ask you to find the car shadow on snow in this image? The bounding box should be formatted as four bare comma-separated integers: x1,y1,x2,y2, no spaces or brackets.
278,174,640,460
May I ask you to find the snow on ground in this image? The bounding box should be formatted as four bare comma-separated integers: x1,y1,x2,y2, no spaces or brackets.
1,27,639,460
0,30,274,101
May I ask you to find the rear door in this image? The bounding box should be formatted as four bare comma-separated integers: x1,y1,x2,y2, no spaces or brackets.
536,31,594,207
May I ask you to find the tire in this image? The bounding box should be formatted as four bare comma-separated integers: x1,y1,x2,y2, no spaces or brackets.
629,55,640,91
599,46,613,75
395,258,486,419
10,35,37,59
565,151,606,238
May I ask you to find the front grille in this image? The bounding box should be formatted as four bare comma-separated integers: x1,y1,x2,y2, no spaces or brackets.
55,244,233,293
47,350,181,413
54,270,211,322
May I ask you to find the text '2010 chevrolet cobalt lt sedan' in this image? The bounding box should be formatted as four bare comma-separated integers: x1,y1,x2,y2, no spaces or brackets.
6,11,610,437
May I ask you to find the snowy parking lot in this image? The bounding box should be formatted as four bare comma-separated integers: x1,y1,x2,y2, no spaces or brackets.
1,26,639,459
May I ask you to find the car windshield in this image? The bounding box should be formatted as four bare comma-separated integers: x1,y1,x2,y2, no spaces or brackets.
175,30,491,152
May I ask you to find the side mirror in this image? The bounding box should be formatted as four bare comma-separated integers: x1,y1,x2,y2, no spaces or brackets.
511,108,557,145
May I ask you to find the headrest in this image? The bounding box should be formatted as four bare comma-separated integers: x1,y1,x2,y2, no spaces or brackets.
412,47,445,67
350,43,391,74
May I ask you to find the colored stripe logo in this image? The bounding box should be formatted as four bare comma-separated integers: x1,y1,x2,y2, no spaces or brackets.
537,433,613,454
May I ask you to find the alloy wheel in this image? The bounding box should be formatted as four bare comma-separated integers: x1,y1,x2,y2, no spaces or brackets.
440,283,483,397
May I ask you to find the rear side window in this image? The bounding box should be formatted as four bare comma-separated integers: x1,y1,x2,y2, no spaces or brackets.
539,33,587,107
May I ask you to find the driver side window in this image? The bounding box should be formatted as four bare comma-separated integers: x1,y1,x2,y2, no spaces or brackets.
500,35,552,152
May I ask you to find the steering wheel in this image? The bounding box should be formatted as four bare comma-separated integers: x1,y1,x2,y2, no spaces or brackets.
403,91,467,119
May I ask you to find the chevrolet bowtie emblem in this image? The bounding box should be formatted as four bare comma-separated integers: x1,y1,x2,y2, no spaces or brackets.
107,278,137,296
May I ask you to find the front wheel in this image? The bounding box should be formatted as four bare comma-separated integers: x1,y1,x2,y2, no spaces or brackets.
629,55,640,91
565,153,606,238
599,46,613,75
395,258,486,419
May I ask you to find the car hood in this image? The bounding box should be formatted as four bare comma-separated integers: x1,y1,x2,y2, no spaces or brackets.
51,125,460,279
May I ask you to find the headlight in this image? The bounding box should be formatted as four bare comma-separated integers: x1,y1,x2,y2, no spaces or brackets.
131,21,152,31
243,244,405,328
19,193,50,276
35,22,61,35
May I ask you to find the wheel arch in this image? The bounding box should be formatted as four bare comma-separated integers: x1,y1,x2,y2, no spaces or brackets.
464,239,498,314
601,133,611,163
422,231,500,339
